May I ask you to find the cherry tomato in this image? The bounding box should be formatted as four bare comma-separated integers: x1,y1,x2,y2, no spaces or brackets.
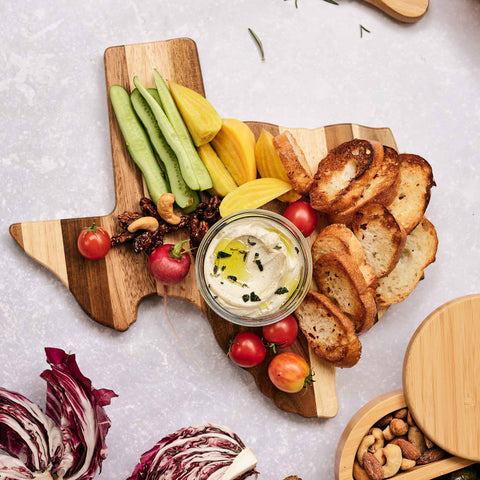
268,352,313,393
228,332,266,368
262,315,298,351
283,200,317,237
77,223,111,260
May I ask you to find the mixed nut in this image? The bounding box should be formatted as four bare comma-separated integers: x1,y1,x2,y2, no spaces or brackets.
354,407,446,480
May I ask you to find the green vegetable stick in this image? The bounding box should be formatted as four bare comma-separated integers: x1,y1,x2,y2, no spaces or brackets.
133,76,200,191
131,88,199,210
109,85,169,204
153,69,213,191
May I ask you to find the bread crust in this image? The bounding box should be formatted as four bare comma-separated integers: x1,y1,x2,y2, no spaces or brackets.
273,131,313,195
295,291,362,368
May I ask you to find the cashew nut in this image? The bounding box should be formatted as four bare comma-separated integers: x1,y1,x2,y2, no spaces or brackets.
408,426,427,453
382,443,402,478
373,447,386,466
383,425,395,441
353,461,371,480
128,216,159,233
390,418,408,436
368,428,385,452
400,458,416,471
157,193,181,225
357,435,375,467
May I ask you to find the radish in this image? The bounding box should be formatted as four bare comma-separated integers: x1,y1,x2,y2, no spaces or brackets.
148,240,191,285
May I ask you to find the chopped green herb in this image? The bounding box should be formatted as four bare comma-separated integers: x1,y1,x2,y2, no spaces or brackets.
221,265,226,271
275,287,289,295
213,295,218,299
323,0,339,5
360,24,370,38
254,252,259,258
295,246,299,254
250,292,261,302
242,294,250,302
213,265,219,275
227,275,238,282
247,238,256,246
274,245,282,250
217,251,232,259
243,251,248,262
255,259,264,271
248,28,265,61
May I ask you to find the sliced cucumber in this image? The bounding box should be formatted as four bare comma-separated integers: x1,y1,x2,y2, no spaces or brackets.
133,76,200,191
131,88,198,210
109,85,169,204
153,69,213,191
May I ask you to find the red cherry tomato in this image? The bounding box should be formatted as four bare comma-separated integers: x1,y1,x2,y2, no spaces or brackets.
283,200,317,237
268,352,313,393
228,332,266,368
262,315,298,351
77,223,111,260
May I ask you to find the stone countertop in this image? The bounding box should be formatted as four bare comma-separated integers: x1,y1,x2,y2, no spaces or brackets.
1,1,480,479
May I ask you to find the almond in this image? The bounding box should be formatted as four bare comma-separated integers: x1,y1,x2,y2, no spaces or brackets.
393,408,408,419
375,413,393,429
416,447,446,465
390,438,421,460
363,452,384,480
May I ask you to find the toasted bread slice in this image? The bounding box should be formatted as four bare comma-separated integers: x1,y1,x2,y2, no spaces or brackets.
273,131,313,195
311,224,376,288
352,202,407,278
310,139,377,212
375,217,438,306
387,153,434,233
313,252,377,333
330,145,400,215
295,291,362,368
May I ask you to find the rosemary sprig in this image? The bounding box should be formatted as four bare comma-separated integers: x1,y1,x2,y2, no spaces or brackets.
248,28,265,61
360,24,371,38
323,0,339,4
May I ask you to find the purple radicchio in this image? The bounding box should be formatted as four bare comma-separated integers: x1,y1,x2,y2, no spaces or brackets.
126,424,258,480
0,348,117,480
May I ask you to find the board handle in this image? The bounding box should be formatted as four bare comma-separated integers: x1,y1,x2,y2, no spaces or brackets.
363,0,429,23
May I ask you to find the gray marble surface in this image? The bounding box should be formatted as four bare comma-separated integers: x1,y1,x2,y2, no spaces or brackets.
1,1,480,479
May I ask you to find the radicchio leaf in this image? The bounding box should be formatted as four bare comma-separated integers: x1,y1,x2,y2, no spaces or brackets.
0,349,117,480
126,424,257,480
40,348,117,480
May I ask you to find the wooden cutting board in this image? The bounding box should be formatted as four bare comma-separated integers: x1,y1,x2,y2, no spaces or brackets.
9,38,397,418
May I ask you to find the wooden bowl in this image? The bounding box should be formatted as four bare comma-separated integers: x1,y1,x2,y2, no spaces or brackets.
335,390,475,480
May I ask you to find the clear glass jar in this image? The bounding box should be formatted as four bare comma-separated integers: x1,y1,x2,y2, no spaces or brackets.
195,209,312,327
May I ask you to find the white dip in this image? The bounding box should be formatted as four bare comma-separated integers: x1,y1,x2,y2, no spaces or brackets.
203,218,303,318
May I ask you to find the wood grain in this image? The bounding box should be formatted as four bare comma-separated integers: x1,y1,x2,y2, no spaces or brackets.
10,38,398,418
403,294,480,461
363,0,429,23
335,390,475,480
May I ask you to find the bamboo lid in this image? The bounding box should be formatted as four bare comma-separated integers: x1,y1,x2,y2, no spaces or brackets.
403,294,480,461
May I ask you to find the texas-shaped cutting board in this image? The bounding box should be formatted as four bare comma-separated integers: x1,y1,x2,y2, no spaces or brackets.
9,38,397,418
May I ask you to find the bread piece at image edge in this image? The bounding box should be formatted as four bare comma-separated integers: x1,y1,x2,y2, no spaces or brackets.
387,153,434,234
311,223,376,288
352,202,407,279
313,252,377,333
310,139,377,213
272,131,314,195
375,217,438,306
295,291,362,368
